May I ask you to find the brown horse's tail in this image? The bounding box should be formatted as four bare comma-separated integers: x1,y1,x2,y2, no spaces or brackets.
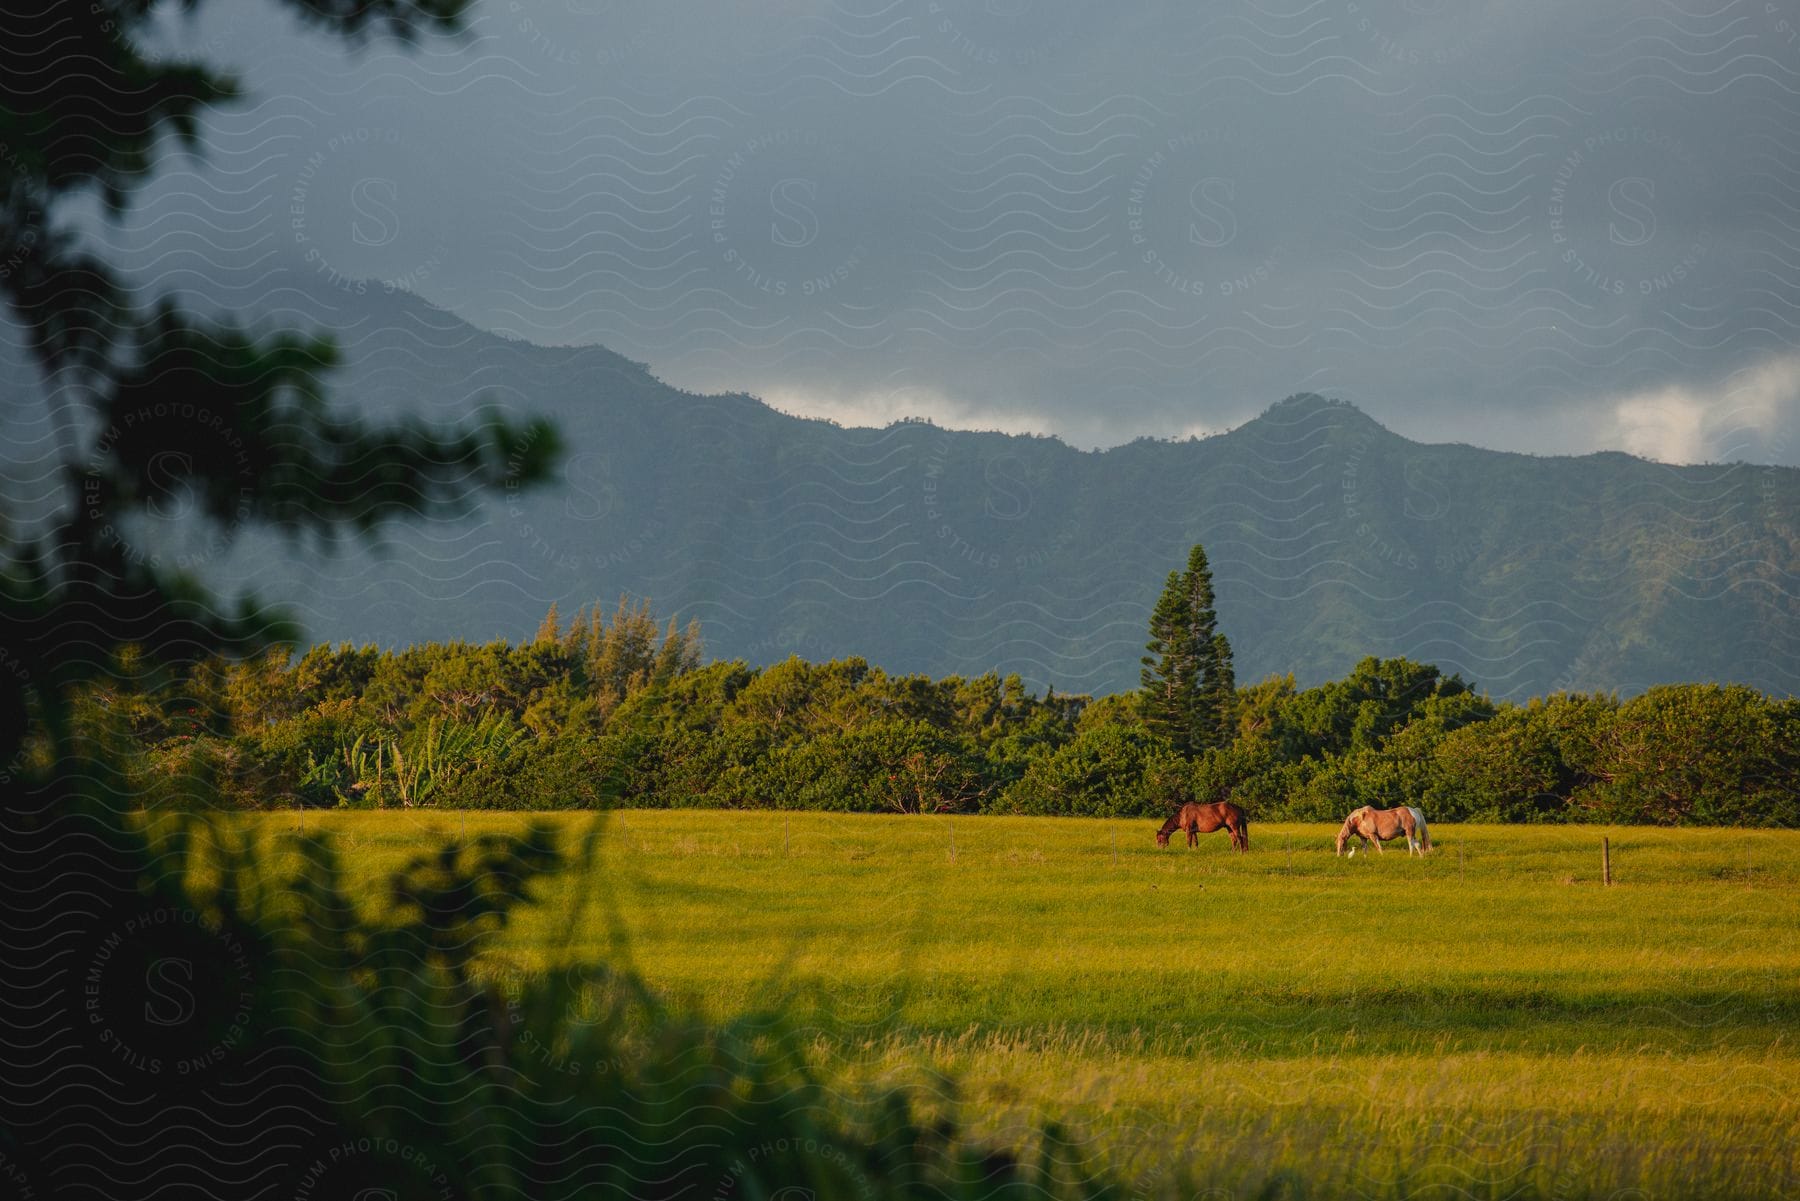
1235,806,1249,852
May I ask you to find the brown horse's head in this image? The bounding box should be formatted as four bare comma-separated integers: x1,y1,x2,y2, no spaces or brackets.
1154,814,1178,847
1155,828,1171,848
1334,810,1361,856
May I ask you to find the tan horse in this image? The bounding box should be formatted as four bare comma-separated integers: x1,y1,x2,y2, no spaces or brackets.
1335,805,1431,857
1156,801,1249,852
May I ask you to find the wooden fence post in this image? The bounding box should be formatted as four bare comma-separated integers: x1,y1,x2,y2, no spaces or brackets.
1602,836,1612,887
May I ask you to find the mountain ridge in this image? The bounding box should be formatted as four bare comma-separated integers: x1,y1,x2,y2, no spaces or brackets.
4,269,1795,699
219,274,1785,471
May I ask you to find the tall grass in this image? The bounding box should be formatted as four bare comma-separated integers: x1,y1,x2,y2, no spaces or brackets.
59,812,1125,1201
187,811,1800,1199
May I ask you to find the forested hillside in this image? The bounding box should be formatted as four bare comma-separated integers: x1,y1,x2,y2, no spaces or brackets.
7,273,1796,699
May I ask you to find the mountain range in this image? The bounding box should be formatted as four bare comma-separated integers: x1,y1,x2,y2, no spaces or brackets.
5,268,1796,701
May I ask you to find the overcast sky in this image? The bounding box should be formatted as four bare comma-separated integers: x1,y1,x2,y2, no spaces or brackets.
111,0,1800,463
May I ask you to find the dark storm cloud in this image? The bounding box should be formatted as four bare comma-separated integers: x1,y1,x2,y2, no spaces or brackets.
115,0,1800,463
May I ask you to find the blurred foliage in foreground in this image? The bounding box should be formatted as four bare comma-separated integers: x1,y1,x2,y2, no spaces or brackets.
8,803,1124,1199
81,596,1800,826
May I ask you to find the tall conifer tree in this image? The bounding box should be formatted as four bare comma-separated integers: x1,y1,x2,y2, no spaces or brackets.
1141,569,1198,752
1141,543,1236,755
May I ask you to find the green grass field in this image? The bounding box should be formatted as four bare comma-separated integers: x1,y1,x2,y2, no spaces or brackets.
204,811,1800,1199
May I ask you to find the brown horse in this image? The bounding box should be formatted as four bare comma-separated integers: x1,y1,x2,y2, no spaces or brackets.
1335,805,1431,857
1155,801,1249,852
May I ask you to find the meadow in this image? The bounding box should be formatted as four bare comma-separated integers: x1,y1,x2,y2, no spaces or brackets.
207,811,1800,1200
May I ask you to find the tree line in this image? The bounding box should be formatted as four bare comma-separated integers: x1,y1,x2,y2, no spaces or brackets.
74,575,1800,827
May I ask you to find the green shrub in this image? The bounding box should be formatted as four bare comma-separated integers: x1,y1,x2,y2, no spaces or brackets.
991,724,1181,817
